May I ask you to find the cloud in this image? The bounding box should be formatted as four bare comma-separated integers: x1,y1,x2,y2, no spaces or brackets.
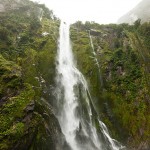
32,0,142,24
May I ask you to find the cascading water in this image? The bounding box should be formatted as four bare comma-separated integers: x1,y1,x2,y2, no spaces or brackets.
89,31,103,87
55,21,125,150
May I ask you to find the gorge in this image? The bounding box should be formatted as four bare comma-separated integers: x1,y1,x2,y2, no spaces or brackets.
0,0,150,150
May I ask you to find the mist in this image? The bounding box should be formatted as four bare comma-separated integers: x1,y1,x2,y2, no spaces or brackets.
32,0,142,24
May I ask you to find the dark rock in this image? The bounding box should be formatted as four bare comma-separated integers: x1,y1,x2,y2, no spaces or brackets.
24,100,35,113
22,113,33,124
0,96,8,106
90,29,102,36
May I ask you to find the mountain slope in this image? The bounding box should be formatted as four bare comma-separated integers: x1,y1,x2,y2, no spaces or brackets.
0,0,67,149
71,21,150,149
118,0,150,24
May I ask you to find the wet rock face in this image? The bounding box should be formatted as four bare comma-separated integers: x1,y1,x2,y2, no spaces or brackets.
33,99,66,150
5,97,66,150
90,29,102,36
24,100,35,113
0,0,62,149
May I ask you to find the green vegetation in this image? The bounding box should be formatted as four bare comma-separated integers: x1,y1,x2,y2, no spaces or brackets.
71,21,150,149
0,0,64,149
0,0,150,149
0,84,34,149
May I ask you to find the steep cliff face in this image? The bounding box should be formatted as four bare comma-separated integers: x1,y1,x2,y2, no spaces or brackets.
118,0,150,24
70,21,150,150
0,0,67,149
0,0,150,150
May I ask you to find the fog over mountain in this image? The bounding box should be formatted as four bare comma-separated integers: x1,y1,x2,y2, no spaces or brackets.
118,0,150,24
31,0,141,24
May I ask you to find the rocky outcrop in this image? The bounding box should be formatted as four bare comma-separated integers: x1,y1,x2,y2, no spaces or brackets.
90,29,102,36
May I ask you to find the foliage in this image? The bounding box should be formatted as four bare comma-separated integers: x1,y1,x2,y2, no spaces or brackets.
71,21,150,148
0,0,60,149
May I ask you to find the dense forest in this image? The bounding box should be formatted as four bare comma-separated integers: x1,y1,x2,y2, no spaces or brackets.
0,0,150,149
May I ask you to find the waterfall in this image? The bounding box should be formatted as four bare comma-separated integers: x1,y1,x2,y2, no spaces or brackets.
89,31,103,88
55,21,125,150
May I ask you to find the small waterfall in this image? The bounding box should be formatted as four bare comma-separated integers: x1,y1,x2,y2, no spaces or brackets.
55,21,125,150
89,31,103,88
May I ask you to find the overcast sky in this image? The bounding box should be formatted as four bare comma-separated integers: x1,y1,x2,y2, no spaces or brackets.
32,0,142,24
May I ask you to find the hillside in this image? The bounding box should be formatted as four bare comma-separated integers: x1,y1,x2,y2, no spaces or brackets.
118,0,150,24
70,21,150,149
0,0,67,149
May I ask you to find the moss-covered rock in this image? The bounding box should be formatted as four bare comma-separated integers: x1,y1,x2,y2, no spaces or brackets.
0,55,22,104
0,0,65,149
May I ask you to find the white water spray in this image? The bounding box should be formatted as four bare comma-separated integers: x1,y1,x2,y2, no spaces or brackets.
55,22,125,150
56,22,80,150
